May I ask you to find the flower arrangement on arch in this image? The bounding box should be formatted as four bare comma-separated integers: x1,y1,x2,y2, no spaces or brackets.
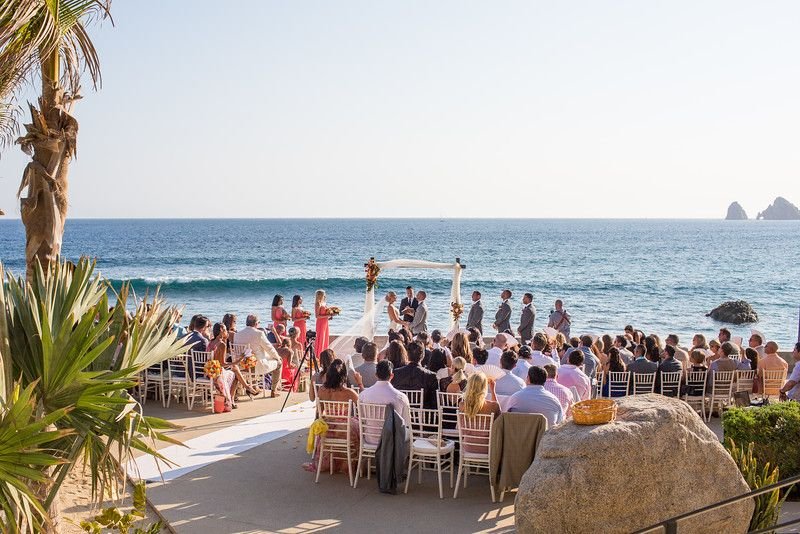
365,258,381,292
204,359,222,379
451,301,464,321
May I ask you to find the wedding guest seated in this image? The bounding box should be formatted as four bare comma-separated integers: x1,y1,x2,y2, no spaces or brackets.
184,315,211,354
665,334,689,368
349,336,368,370
222,313,237,346
207,323,239,409
309,349,335,402
691,334,714,359
512,345,533,380
385,340,408,370
614,336,634,365
505,366,565,427
440,356,468,393
543,364,574,416
628,344,658,374
601,347,628,397
236,314,283,397
530,333,558,368
495,351,526,396
415,332,432,365
359,360,411,432
355,342,379,389
391,341,438,408
557,350,592,401
487,334,507,366
473,347,489,366
450,331,474,365
656,345,683,395
267,323,286,345
758,341,788,396
427,348,450,381
708,339,722,363
431,329,451,357
578,335,599,378
711,342,740,373
467,327,484,350
778,342,800,401
459,373,500,421
744,347,759,371
688,350,708,372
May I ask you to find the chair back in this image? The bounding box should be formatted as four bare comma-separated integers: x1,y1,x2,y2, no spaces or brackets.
318,400,353,443
593,370,604,398
457,412,493,457
190,350,214,380
607,371,630,397
711,370,735,397
659,371,682,397
762,369,787,396
167,355,188,379
735,370,757,393
632,372,656,395
437,391,462,432
357,402,387,447
229,343,251,357
684,370,707,398
399,389,424,409
409,407,443,442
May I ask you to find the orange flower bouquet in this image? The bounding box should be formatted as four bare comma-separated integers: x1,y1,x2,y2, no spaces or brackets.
240,355,257,370
329,306,342,316
365,258,381,292
450,302,464,321
204,359,222,379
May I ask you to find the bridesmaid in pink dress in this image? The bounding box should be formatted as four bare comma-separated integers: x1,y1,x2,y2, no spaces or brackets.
315,289,331,355
271,294,289,332
291,294,308,346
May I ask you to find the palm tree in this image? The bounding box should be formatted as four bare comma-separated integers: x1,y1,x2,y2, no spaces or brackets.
0,0,111,277
0,258,188,532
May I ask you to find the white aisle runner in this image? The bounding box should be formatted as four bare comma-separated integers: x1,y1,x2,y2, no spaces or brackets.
130,401,316,482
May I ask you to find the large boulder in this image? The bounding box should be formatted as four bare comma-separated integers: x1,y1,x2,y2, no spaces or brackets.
725,201,748,220
515,395,753,534
757,196,800,220
707,300,759,324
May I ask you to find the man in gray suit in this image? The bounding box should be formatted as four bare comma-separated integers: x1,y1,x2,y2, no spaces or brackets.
409,290,428,335
517,292,536,345
492,289,512,333
466,291,484,333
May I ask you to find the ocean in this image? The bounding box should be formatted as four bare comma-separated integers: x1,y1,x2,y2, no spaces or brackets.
1,218,798,345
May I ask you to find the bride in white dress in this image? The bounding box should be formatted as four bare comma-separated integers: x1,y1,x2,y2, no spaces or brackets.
385,292,405,331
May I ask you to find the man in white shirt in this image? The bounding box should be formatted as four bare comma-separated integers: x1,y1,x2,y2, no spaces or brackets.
495,351,526,396
486,333,507,367
779,342,800,401
614,335,635,365
505,366,565,427
556,350,592,401
359,360,411,427
530,333,558,368
512,345,533,380
665,334,689,368
234,315,283,397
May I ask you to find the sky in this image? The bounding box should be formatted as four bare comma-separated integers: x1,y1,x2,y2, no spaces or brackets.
1,0,799,219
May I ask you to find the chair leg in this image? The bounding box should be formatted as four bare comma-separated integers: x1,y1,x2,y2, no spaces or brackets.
450,453,454,488
315,441,324,483
453,461,463,498
489,475,496,503
187,384,195,411
367,458,371,480
159,381,166,407
437,455,443,499
404,457,412,494
346,446,354,487
354,454,363,489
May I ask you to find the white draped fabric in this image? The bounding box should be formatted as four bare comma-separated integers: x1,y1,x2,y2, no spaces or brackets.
328,259,463,357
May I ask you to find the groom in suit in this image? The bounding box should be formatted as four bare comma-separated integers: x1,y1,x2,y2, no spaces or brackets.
466,291,484,333
493,289,512,333
409,291,428,334
400,286,419,325
518,292,536,345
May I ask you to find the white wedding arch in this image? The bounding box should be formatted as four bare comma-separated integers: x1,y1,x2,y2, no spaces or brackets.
328,258,465,356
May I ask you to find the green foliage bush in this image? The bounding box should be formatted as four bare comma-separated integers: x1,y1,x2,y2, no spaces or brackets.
723,402,800,484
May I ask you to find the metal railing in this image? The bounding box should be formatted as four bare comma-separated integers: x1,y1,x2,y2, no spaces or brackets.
634,473,800,534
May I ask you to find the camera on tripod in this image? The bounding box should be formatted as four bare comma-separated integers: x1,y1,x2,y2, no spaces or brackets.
305,330,316,343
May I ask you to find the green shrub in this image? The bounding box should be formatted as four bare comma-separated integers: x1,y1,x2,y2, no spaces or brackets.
723,402,800,484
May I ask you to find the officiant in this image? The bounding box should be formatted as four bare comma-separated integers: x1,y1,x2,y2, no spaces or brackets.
400,285,419,323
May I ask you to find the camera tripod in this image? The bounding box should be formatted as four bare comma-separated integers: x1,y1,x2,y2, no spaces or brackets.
280,333,319,412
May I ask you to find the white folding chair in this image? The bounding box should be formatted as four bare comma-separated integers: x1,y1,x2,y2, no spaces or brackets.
735,369,757,394
188,350,215,412
143,363,167,407
316,400,354,486
248,365,269,398
607,371,630,397
399,389,424,409
229,343,251,361
762,369,787,400
632,372,656,395
682,370,708,418
354,402,387,488
437,391,462,443
165,354,190,407
659,371,682,397
593,370,604,399
454,412,495,502
707,370,735,422
405,407,455,499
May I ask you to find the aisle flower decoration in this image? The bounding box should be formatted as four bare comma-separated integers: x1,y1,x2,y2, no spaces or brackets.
329,306,342,316
240,355,257,370
451,301,464,321
365,258,381,291
204,359,222,379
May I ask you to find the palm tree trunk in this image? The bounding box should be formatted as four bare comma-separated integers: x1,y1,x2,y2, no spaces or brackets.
17,50,77,280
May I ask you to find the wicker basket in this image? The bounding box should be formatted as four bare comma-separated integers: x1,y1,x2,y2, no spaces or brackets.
572,399,617,425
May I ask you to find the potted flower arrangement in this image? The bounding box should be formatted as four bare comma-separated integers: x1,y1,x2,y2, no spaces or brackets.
451,301,464,321
365,257,381,291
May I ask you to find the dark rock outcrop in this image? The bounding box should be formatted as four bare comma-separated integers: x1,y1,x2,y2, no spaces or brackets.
757,197,800,220
706,300,758,324
725,202,748,220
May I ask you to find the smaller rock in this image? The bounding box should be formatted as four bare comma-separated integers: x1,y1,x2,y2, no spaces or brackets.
725,202,748,220
706,300,759,325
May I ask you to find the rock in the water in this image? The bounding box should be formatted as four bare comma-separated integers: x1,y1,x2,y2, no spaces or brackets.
706,300,759,324
725,201,748,220
757,196,800,220
515,395,752,534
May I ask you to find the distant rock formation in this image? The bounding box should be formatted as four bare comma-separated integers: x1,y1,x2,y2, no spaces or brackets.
757,197,800,220
725,202,748,220
706,300,758,324
0,209,4,216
